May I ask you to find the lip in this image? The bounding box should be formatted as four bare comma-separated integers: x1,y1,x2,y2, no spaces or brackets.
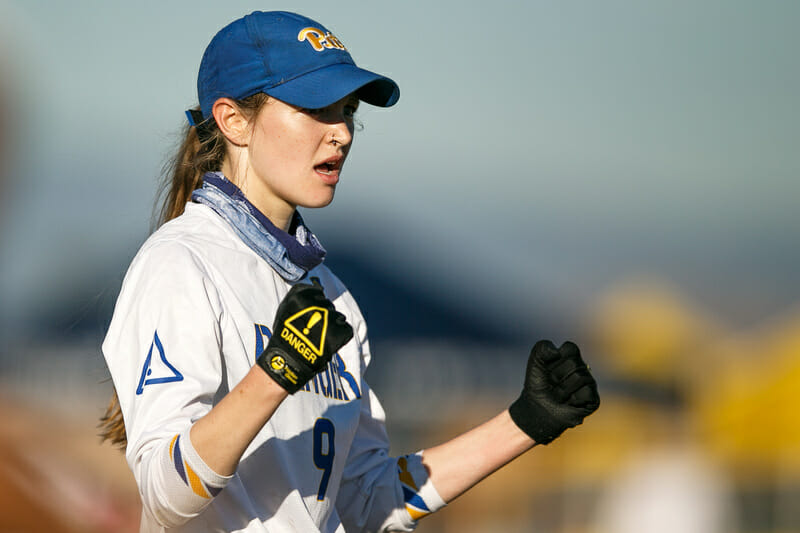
314,156,344,185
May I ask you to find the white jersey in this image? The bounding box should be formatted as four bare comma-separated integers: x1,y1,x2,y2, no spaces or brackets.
102,201,444,532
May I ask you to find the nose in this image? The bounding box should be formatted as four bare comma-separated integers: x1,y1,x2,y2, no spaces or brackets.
330,117,353,147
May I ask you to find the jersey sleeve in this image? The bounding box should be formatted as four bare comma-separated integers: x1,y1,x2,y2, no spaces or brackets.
335,313,446,532
102,240,233,527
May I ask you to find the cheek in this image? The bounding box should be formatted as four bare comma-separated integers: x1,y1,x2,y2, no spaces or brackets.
248,117,327,184
250,129,289,173
249,142,277,177
257,125,309,164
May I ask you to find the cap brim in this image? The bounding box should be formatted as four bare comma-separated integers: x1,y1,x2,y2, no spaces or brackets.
264,63,399,109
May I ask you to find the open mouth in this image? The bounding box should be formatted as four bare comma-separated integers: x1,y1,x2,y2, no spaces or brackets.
315,160,340,176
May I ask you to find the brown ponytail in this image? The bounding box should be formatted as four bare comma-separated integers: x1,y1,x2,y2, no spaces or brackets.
98,389,126,448
155,111,226,226
99,94,270,449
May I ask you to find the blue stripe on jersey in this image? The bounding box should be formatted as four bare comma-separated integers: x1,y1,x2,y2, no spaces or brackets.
173,435,188,485
402,486,431,512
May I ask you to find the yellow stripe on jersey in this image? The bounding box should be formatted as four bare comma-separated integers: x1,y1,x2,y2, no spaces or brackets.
406,506,429,521
185,462,211,499
397,456,431,519
397,456,419,491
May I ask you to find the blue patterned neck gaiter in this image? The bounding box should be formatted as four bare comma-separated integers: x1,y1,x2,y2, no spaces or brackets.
191,172,326,282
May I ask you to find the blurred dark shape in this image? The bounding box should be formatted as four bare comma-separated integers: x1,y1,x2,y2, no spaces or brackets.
26,241,529,347
325,246,522,344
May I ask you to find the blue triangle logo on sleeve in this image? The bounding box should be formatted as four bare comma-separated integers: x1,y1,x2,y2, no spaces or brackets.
136,331,184,395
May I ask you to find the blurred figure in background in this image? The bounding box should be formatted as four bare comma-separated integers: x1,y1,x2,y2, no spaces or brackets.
587,281,739,533
592,393,738,533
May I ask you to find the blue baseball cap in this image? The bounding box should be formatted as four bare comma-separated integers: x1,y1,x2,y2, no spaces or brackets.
195,11,400,121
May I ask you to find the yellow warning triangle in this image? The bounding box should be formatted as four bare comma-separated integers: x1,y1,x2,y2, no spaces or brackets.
284,306,328,356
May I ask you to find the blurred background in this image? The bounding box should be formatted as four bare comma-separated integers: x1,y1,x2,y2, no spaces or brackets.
0,1,798,531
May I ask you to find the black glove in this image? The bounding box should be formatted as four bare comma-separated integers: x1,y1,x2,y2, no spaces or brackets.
257,278,354,393
509,340,600,444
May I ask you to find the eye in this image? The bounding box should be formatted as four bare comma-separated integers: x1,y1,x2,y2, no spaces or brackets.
300,99,359,121
343,98,359,119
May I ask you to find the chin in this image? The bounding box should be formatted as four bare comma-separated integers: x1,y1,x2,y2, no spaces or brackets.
301,191,336,209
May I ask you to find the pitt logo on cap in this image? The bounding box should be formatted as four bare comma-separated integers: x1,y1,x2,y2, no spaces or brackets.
298,27,346,52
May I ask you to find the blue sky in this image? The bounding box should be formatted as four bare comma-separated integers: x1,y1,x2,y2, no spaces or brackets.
1,1,798,339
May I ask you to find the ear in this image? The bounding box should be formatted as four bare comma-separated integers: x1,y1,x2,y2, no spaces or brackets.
212,98,251,146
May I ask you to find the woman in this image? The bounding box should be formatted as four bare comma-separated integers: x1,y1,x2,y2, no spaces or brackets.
101,10,599,533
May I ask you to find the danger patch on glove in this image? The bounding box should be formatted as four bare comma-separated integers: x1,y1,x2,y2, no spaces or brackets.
281,306,329,363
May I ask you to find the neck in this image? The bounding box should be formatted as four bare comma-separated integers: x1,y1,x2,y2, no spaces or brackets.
221,161,295,232
252,199,294,233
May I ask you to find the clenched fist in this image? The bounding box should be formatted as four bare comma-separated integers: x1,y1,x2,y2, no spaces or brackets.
257,277,353,393
509,340,600,445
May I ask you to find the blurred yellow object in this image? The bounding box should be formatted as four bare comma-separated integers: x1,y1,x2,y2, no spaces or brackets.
695,309,800,474
585,277,800,478
587,277,718,386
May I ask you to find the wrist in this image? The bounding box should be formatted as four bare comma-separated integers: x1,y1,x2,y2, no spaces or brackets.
502,409,537,447
508,395,565,445
246,364,290,403
256,347,306,394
